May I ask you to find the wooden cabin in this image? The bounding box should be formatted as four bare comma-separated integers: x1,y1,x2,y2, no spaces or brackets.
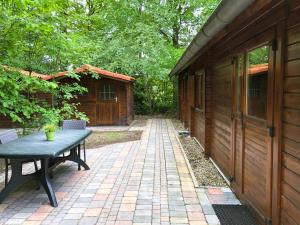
0,64,134,127
53,64,135,126
170,1,300,225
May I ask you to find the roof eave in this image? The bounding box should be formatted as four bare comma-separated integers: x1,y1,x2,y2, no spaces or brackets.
169,0,255,77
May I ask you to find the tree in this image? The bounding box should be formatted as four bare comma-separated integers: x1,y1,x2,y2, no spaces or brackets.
0,0,220,118
150,0,220,48
0,67,87,134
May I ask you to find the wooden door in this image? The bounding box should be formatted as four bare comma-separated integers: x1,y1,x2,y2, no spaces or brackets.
233,38,276,224
97,82,119,125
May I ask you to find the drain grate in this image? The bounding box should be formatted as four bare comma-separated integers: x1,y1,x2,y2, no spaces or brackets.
212,204,258,225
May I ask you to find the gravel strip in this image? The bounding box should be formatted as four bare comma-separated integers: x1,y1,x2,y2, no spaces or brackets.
172,119,227,187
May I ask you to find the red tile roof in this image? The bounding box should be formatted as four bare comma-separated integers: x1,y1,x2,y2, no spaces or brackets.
248,63,268,75
2,65,52,80
51,64,134,82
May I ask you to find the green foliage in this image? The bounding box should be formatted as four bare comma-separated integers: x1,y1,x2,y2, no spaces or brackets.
0,67,87,134
42,124,57,133
248,46,269,66
0,0,220,119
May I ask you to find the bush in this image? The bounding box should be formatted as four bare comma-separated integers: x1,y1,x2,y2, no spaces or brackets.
134,74,175,115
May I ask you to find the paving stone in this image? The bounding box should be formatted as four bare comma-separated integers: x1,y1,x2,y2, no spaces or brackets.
0,119,242,225
133,215,152,223
78,217,98,225
60,219,79,225
205,215,220,225
117,212,134,220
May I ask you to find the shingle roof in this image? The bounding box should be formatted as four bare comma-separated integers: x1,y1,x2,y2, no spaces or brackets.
51,64,134,82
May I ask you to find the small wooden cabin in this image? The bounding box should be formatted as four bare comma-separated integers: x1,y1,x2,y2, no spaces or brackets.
170,1,300,225
53,64,135,126
0,64,134,127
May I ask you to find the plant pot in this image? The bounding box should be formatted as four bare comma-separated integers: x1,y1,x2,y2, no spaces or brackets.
46,132,55,141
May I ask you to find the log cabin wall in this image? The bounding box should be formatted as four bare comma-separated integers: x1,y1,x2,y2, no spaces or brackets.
280,1,300,225
177,1,300,225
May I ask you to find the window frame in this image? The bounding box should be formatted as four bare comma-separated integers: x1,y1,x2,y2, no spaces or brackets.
244,42,270,121
235,54,245,115
100,83,116,101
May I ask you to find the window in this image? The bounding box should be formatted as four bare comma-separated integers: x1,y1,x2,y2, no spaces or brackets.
236,55,244,113
100,84,116,101
246,45,269,119
195,71,205,110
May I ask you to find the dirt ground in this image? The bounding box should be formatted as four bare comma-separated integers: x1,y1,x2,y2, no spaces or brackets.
85,130,143,149
129,116,148,128
172,119,227,187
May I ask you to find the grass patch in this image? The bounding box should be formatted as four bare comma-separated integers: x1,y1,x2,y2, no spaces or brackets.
85,130,143,149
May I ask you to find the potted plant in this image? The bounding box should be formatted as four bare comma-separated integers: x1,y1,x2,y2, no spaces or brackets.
43,124,57,141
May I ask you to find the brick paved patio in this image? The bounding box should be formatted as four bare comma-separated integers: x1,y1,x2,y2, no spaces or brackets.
0,119,239,225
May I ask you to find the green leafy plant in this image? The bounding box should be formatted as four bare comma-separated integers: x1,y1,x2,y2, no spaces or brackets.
42,124,57,133
0,67,88,135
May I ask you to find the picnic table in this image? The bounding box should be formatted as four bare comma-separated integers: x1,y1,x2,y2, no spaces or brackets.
0,129,92,207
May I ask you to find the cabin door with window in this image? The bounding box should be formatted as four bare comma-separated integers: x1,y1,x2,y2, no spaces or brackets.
97,82,119,125
233,36,275,224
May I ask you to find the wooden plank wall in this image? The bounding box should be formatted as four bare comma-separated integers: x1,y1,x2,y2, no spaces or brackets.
281,3,300,225
76,77,98,125
177,1,300,224
210,60,233,177
62,77,131,125
186,75,195,129
118,82,127,124
192,110,205,146
179,76,188,126
126,83,134,125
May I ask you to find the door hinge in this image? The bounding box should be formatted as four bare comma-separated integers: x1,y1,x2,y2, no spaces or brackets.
271,39,277,51
265,218,272,225
268,126,275,137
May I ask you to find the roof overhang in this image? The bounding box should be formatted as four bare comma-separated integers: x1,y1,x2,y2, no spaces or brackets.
169,0,255,77
2,65,51,80
51,64,135,83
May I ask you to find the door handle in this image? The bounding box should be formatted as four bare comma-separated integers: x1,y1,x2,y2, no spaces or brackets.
115,97,118,102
